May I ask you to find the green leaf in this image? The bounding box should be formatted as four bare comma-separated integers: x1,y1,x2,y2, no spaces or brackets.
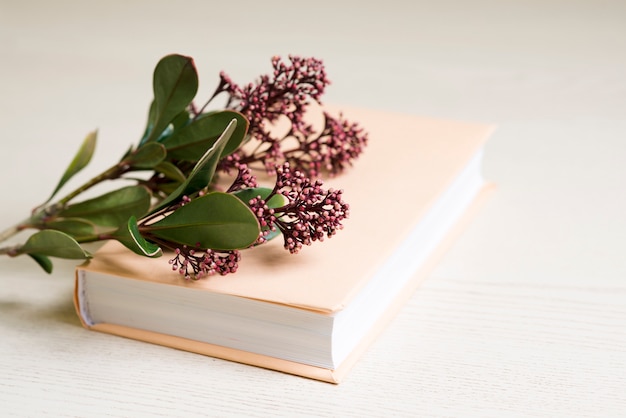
154,161,186,183
19,230,91,259
182,119,236,194
140,100,157,144
28,253,53,274
150,119,237,214
123,142,167,169
112,216,162,257
58,186,151,227
171,109,191,132
47,130,97,202
142,54,198,144
147,192,260,250
160,110,248,161
45,218,97,240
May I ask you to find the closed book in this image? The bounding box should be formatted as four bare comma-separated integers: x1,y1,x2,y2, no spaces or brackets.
74,106,494,383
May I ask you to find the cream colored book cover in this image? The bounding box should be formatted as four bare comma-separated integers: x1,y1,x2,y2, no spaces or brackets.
75,106,494,383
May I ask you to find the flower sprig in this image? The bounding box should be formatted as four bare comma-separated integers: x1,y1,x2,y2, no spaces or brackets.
210,55,368,178
247,163,349,253
0,54,367,278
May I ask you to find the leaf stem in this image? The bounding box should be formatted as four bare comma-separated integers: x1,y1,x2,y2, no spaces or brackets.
0,214,37,247
0,162,128,249
56,163,127,206
0,244,20,256
0,223,24,244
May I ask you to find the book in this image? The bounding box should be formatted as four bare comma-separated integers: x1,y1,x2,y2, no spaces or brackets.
74,106,495,384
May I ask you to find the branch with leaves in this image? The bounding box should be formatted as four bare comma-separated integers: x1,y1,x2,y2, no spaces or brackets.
0,54,368,279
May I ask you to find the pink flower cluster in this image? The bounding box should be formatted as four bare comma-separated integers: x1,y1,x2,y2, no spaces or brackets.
284,111,368,178
216,56,368,178
168,246,241,280
225,156,258,193
247,162,349,253
220,55,329,136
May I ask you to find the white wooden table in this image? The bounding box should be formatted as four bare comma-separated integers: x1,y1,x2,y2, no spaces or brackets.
1,1,625,416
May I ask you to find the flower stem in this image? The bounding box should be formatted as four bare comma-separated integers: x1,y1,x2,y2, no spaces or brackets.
0,162,127,248
56,163,126,206
0,222,25,244
0,244,20,256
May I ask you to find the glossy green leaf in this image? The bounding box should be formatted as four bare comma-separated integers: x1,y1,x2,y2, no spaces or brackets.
154,161,186,183
112,216,162,257
45,218,97,240
47,130,97,202
27,253,53,274
182,119,236,193
171,109,191,132
147,192,260,250
124,142,167,169
142,54,198,144
20,230,91,259
150,119,236,214
161,110,248,161
140,100,157,144
58,186,151,227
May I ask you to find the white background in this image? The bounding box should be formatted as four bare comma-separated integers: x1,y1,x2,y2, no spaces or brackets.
1,1,625,416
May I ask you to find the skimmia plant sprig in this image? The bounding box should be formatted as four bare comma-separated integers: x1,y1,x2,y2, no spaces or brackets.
0,54,368,279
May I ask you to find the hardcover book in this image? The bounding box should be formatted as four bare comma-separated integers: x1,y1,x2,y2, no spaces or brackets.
74,106,494,383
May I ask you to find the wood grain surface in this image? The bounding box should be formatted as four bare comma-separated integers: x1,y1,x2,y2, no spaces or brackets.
1,1,626,416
